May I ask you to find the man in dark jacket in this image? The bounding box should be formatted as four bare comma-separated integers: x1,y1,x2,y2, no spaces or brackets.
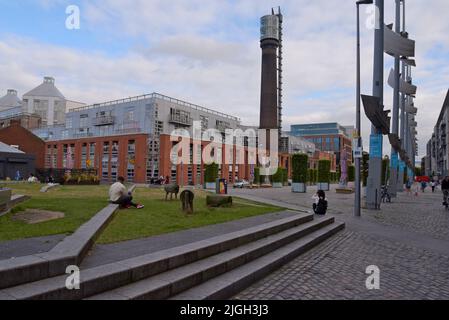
442,177,449,205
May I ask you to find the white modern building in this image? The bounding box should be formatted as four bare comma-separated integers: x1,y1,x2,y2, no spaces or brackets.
22,77,86,126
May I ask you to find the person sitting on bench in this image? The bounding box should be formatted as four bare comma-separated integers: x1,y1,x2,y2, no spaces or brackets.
109,176,144,209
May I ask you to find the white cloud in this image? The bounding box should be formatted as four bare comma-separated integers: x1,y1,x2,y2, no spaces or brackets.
1,0,448,161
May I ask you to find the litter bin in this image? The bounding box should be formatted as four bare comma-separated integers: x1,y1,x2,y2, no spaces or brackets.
216,179,228,195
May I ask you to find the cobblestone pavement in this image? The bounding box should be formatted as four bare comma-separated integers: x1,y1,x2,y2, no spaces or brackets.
231,186,449,300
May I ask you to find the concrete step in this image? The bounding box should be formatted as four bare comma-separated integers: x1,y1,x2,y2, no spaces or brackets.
171,222,345,300
0,203,120,289
86,217,338,300
0,212,312,300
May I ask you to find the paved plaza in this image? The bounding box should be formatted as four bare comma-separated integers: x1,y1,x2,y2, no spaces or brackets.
232,185,449,300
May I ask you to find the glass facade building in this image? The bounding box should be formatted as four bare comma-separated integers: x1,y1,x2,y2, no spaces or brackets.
290,123,353,166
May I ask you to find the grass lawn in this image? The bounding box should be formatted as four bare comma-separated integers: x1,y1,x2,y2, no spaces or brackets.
0,184,283,244
0,183,108,242
97,188,283,244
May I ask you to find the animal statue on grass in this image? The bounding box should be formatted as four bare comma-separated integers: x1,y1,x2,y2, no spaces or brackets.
180,190,195,215
164,184,180,201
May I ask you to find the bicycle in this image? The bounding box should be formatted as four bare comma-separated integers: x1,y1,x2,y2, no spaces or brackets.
381,185,392,203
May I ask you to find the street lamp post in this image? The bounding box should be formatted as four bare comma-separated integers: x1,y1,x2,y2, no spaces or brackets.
355,0,373,217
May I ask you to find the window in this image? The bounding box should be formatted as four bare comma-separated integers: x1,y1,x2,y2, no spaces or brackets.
66,117,73,129
81,144,87,169
88,143,96,168
125,108,135,121
45,145,52,168
102,142,110,181
127,140,136,182
111,141,119,181
80,114,89,128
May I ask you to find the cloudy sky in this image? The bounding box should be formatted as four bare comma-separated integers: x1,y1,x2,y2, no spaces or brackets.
0,0,448,160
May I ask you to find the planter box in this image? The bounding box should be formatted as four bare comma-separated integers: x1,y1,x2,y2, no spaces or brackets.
272,182,283,189
292,183,306,193
317,183,330,191
205,182,216,190
0,189,12,211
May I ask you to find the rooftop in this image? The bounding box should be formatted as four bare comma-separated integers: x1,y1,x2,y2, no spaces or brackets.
0,89,22,110
70,92,241,122
23,77,65,99
0,142,24,154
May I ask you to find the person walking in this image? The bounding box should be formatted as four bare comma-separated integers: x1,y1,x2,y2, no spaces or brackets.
431,180,436,193
405,179,412,196
109,176,144,209
421,181,427,193
442,176,449,206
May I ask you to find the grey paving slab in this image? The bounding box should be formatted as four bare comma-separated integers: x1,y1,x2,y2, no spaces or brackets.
81,210,298,269
230,186,449,300
0,235,65,260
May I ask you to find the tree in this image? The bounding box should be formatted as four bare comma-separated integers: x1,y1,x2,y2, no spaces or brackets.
348,165,355,182
318,160,331,183
362,152,369,187
204,163,219,183
254,167,261,185
272,167,284,184
292,154,308,184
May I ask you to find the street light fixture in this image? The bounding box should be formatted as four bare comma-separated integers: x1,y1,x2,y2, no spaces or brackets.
355,0,373,218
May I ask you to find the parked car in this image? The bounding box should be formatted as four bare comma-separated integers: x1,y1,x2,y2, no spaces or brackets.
234,180,250,189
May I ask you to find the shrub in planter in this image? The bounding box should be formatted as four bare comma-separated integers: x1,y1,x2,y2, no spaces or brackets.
317,160,331,191
254,167,261,185
282,168,289,186
204,162,219,189
348,165,355,182
272,167,284,188
292,154,308,193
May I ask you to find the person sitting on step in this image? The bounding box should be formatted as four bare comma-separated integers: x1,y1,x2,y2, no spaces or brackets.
109,176,144,209
312,190,328,215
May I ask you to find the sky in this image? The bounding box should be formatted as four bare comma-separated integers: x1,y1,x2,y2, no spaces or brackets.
0,0,448,161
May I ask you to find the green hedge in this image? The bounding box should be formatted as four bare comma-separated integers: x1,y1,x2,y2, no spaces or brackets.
348,165,355,182
282,168,289,185
362,153,369,187
204,163,219,183
254,167,260,185
318,160,331,183
292,154,308,184
272,167,284,183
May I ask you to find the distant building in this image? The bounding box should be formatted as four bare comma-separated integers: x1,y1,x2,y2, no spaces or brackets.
0,107,42,130
425,90,449,177
22,77,86,127
0,141,36,181
0,89,22,111
32,93,247,184
290,122,353,167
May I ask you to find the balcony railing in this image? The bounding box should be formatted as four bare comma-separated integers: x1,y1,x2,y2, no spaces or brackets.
73,132,94,138
93,116,115,126
169,113,192,126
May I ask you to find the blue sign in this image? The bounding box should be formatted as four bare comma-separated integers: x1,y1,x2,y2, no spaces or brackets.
370,134,382,158
391,153,399,168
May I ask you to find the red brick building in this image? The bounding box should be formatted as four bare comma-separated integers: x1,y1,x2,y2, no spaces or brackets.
0,120,45,168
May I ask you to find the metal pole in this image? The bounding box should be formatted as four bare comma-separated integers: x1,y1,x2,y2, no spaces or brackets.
390,0,401,198
398,0,406,192
355,3,362,217
366,0,384,210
